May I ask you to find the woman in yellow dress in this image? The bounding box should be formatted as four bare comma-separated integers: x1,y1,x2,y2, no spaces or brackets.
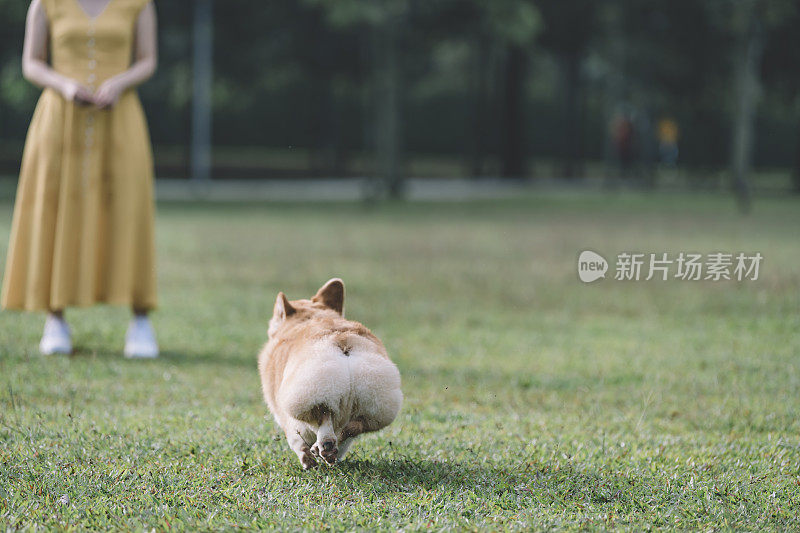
1,0,159,358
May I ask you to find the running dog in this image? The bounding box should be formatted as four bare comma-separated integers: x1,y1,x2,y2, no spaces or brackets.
258,279,402,469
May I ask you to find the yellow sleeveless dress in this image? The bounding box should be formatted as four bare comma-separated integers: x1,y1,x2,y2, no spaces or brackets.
1,0,157,312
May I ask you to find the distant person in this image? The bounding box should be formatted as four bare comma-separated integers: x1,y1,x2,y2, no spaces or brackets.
657,118,679,166
1,0,159,358
612,114,635,178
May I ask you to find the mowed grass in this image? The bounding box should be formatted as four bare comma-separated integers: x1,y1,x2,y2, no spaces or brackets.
1,192,799,530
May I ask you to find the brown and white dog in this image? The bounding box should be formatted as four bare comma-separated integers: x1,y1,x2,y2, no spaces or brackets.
258,279,402,469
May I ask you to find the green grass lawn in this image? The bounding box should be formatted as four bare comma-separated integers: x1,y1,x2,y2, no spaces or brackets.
1,192,799,530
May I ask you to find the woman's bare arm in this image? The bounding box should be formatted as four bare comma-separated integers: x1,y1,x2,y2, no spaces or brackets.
94,1,157,108
22,0,94,104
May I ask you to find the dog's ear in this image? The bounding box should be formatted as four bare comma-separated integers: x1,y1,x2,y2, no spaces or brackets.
268,292,295,337
312,278,345,315
273,292,296,321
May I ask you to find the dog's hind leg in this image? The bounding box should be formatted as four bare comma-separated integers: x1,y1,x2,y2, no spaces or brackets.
337,437,355,459
336,419,364,460
311,413,338,465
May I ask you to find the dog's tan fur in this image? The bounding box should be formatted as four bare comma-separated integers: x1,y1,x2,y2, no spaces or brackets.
258,279,402,469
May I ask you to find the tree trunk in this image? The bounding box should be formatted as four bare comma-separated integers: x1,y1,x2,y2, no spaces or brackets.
601,2,626,188
730,17,764,213
500,45,527,179
190,0,213,182
310,73,338,177
331,82,349,177
468,37,491,178
561,52,583,179
373,15,404,198
794,113,800,193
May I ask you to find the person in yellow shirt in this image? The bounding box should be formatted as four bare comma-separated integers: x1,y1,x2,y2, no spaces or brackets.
657,118,679,167
2,0,159,358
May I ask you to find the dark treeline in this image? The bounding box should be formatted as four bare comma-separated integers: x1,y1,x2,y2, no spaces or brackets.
0,0,798,195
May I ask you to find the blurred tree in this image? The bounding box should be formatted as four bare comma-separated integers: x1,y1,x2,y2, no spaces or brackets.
297,0,539,187
304,0,408,197
406,1,487,176
408,0,496,177
191,0,213,182
537,0,598,179
705,0,797,211
487,1,540,178
411,0,543,179
760,3,800,193
212,2,364,178
0,0,38,146
1,0,799,189
596,0,728,185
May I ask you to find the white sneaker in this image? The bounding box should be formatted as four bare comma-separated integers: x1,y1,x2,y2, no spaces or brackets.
40,316,72,355
124,316,159,359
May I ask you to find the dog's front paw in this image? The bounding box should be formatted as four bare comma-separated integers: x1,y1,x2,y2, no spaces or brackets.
301,451,318,469
300,445,318,469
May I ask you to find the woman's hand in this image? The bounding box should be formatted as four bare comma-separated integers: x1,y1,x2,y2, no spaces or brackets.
60,79,95,106
22,0,98,103
87,2,158,108
93,78,126,109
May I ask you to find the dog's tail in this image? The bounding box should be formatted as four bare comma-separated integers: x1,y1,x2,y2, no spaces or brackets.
333,333,354,356
331,331,388,360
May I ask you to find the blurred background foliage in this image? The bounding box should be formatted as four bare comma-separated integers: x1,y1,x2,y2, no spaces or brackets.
0,0,798,193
